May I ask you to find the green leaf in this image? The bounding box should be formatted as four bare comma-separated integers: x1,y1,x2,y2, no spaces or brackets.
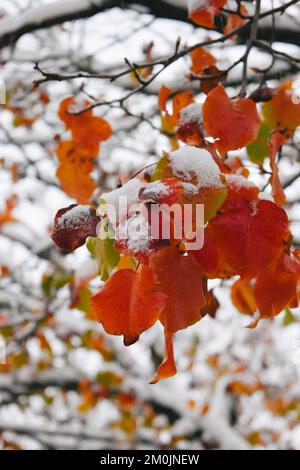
87,221,119,281
151,154,171,181
76,287,92,315
247,121,272,164
42,270,72,297
283,307,296,326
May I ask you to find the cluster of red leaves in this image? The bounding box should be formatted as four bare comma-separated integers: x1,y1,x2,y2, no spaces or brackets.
55,97,112,203
51,77,300,383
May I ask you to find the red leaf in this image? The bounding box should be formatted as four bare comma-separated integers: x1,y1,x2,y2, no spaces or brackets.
150,330,177,384
158,85,172,112
225,174,259,201
190,47,216,75
254,255,300,318
189,232,221,278
207,196,290,279
188,0,227,29
51,204,100,252
268,132,287,206
149,247,206,333
91,265,167,346
203,86,261,156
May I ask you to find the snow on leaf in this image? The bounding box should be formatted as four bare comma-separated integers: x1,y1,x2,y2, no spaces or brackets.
225,174,259,201
51,204,100,252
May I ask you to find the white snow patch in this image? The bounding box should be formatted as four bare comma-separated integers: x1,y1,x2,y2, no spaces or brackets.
141,181,171,199
56,205,92,228
101,179,144,220
116,213,151,254
179,103,202,125
225,174,256,189
169,146,223,189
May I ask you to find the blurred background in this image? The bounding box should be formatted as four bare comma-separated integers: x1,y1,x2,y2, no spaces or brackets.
0,0,300,450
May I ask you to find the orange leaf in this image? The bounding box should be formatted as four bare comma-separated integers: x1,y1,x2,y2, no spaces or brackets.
203,86,261,156
190,47,216,75
225,174,259,201
200,65,227,95
150,330,177,384
58,97,93,132
224,6,248,35
91,265,167,346
231,279,257,315
58,97,112,157
56,141,96,204
268,132,287,206
188,0,227,28
158,85,172,112
149,247,206,333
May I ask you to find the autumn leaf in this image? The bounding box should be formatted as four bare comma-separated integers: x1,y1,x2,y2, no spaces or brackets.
203,86,261,156
231,279,257,315
253,254,300,318
159,88,195,131
51,204,100,252
87,220,120,281
207,196,290,279
158,85,172,112
190,47,216,75
56,141,96,203
152,146,228,223
0,195,18,229
200,65,228,95
268,132,287,206
149,246,206,333
262,82,300,132
225,174,259,201
91,265,167,346
188,232,221,278
188,0,227,29
58,97,112,156
247,121,272,164
176,103,205,147
224,6,248,35
150,330,177,384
